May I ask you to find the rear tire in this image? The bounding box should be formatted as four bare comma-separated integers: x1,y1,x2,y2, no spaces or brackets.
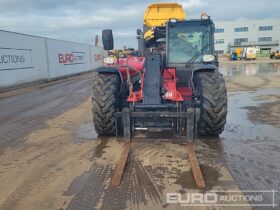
92,73,120,135
195,71,227,136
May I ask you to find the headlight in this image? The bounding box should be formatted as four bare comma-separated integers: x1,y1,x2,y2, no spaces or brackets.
170,18,177,23
201,12,209,20
203,55,215,62
103,57,115,64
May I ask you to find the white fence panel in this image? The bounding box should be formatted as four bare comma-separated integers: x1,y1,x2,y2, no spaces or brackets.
0,30,106,89
47,39,91,79
0,30,48,88
90,46,107,69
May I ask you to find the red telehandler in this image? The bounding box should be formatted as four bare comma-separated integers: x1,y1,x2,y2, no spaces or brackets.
91,3,227,188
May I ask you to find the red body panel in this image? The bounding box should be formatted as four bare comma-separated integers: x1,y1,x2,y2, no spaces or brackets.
162,68,184,102
127,67,192,103
116,57,145,79
105,56,192,103
177,87,192,101
127,74,144,103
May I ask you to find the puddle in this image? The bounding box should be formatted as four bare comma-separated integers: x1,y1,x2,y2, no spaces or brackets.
90,139,109,160
75,122,98,142
221,87,280,141
219,63,280,76
217,87,280,205
174,165,222,190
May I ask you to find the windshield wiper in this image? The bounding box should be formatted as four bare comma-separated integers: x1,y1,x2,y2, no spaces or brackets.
185,30,209,66
186,44,208,66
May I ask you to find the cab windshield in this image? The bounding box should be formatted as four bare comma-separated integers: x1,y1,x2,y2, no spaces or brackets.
168,22,211,64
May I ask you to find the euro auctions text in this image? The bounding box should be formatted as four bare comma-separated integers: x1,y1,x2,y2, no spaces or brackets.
167,190,277,207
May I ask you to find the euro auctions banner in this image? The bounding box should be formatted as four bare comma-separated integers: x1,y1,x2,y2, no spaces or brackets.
0,47,34,71
0,30,105,89
0,30,48,88
58,52,86,66
46,39,91,78
90,46,107,69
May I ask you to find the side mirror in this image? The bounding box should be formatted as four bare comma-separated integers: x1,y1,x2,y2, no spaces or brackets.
214,52,219,67
137,29,142,36
136,29,142,40
102,29,114,50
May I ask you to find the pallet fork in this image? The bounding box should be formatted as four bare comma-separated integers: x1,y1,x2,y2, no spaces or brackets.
111,107,206,188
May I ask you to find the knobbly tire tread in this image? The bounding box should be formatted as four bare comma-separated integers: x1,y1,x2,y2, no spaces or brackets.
92,73,119,135
196,71,228,136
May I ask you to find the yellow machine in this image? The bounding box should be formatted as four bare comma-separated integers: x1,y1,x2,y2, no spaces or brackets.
271,51,280,59
109,48,135,58
235,48,242,58
143,3,186,40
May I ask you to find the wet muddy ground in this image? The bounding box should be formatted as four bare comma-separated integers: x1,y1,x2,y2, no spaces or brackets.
0,62,279,210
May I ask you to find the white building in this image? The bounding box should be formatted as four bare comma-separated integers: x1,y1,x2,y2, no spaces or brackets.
214,19,280,54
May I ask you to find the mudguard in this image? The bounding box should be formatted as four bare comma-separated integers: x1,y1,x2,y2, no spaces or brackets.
94,66,119,74
93,67,123,81
192,64,217,71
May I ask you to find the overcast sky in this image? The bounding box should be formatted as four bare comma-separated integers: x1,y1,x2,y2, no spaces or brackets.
0,0,279,48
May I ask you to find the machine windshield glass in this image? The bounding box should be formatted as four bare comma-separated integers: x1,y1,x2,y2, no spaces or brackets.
168,23,211,64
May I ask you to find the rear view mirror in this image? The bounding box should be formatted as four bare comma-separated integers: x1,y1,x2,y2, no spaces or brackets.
137,29,142,36
102,29,114,50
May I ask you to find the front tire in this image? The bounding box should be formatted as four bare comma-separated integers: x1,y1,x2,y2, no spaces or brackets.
92,73,120,135
195,71,228,136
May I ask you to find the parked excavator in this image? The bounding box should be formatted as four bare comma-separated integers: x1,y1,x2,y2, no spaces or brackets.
91,3,227,188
